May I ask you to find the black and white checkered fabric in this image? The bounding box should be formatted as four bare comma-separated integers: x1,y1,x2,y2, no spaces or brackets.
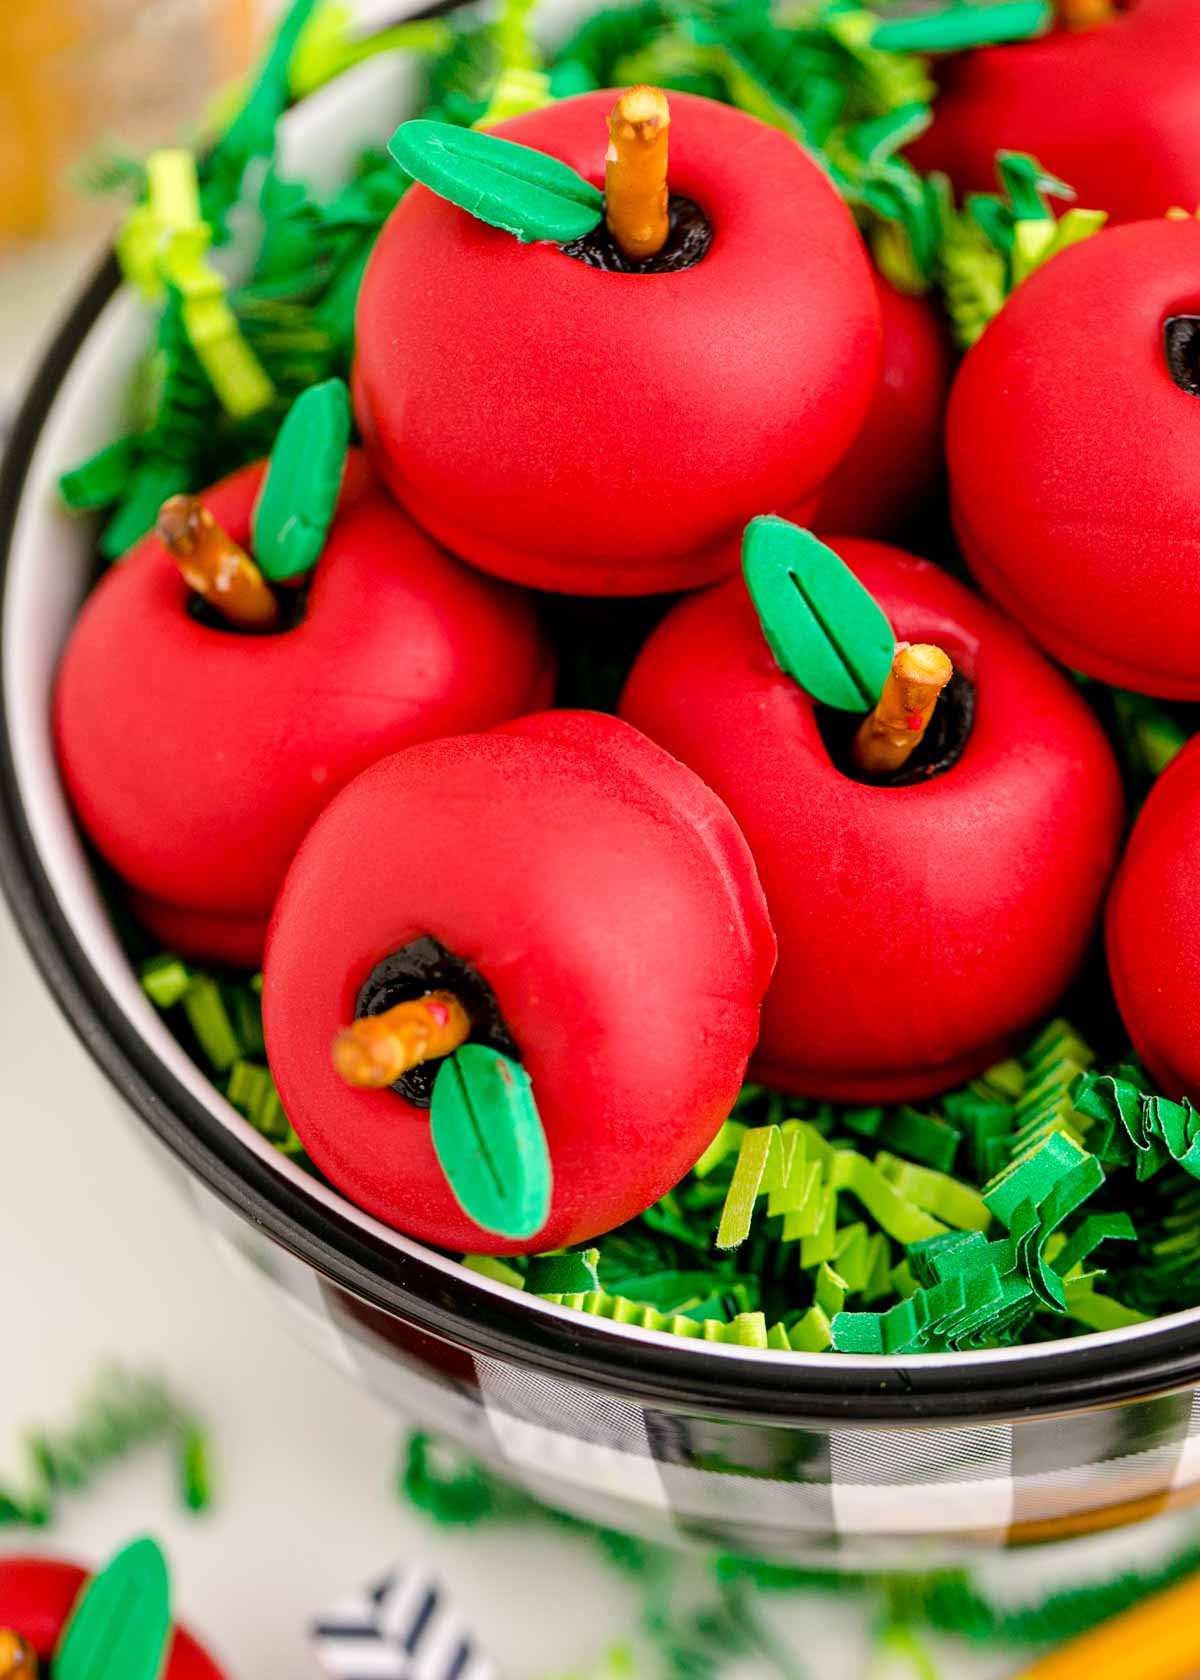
312,1567,496,1680
198,1191,1200,1564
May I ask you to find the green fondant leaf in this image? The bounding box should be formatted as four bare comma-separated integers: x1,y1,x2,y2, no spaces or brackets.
431,1046,552,1238
741,517,894,712
388,119,603,243
871,1,1052,55
53,1537,172,1680
252,377,351,580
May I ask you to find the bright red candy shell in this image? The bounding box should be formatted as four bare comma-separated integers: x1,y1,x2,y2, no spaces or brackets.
54,453,555,959
263,710,776,1255
948,217,1200,699
812,275,952,541
0,1556,224,1679
621,538,1124,1102
354,90,880,596
908,0,1200,226
1107,735,1200,1101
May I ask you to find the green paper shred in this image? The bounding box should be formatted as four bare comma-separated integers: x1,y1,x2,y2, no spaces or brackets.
388,119,603,243
715,1120,949,1260
943,1095,1014,1184
995,151,1074,225
289,3,453,99
874,1154,990,1232
1111,688,1189,787
401,1431,529,1525
843,1105,961,1174
1074,1068,1200,1181
538,1288,779,1349
141,954,301,1163
0,1366,209,1530
175,1419,214,1513
181,976,242,1074
139,954,191,1011
97,458,193,560
831,1148,948,1246
830,1127,1109,1354
1062,1276,1148,1332
985,1133,1105,1311
203,0,322,234
716,1123,787,1249
995,1018,1094,1170
227,1061,302,1154
117,150,274,422
938,150,1106,346
867,1620,942,1680
526,1249,601,1294
474,0,553,128
463,1254,527,1289
554,1,667,80
741,517,894,711
1051,1211,1135,1278
59,438,139,512
599,1269,722,1310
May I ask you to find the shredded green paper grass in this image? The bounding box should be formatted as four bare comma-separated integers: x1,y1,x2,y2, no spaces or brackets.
0,1364,212,1527
142,925,1188,1358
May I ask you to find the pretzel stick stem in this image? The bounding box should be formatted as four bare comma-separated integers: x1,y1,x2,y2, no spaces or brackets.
851,642,954,777
605,85,671,262
156,496,280,631
1055,0,1114,27
333,992,472,1089
0,1631,38,1680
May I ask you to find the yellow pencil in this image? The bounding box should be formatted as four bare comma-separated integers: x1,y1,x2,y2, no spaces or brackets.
1013,1571,1200,1680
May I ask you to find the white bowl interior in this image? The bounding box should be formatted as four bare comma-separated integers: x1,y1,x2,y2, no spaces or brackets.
5,24,1197,1377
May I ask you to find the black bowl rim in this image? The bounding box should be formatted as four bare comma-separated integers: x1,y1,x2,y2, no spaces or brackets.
5,239,1200,1429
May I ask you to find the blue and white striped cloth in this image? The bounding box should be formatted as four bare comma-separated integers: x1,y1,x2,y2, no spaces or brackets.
312,1567,497,1680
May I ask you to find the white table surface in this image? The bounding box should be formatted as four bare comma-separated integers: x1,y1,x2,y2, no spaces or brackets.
0,241,1187,1680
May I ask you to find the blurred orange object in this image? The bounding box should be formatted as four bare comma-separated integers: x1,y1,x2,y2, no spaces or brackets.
0,0,256,244
1012,1570,1200,1679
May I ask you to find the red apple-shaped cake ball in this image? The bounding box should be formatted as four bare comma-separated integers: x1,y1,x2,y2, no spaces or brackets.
0,1541,225,1680
55,384,554,966
908,0,1200,226
1107,735,1200,1101
263,710,775,1255
621,521,1124,1102
353,87,880,595
948,216,1200,699
812,274,953,542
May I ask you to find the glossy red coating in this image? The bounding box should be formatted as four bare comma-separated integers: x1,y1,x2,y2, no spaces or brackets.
908,0,1200,225
263,710,776,1254
621,537,1124,1100
813,275,953,540
354,90,880,595
947,218,1200,698
54,453,555,963
1107,734,1200,1100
